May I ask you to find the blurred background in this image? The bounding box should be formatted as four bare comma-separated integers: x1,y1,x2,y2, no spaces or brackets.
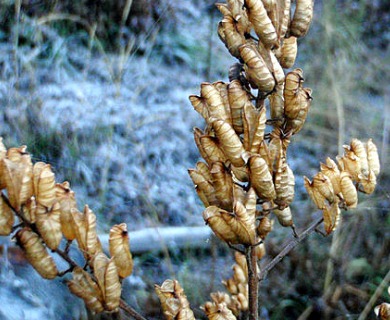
0,0,389,319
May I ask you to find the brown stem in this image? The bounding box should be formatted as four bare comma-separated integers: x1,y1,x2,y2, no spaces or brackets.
246,246,259,320
258,217,324,282
119,300,148,320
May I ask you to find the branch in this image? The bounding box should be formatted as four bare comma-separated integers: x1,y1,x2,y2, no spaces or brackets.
258,216,324,282
119,299,148,320
247,246,259,320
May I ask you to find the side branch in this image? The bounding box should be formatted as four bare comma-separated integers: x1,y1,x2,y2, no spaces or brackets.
120,299,148,320
258,216,324,282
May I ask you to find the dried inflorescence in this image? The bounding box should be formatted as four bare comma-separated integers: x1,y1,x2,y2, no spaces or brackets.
304,138,380,234
0,140,134,315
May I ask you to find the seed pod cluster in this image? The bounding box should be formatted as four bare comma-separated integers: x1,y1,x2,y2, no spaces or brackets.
304,139,380,234
155,279,196,320
0,140,134,315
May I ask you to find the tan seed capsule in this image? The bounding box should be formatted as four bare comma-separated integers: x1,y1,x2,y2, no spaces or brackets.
338,149,362,182
85,205,103,261
221,15,247,58
322,201,341,235
211,162,234,211
33,162,56,208
248,155,276,201
201,82,231,124
279,0,291,39
339,171,358,209
201,301,236,320
16,227,58,279
188,168,218,207
280,36,298,68
273,206,294,227
56,181,78,240
228,80,252,134
366,139,380,176
374,302,390,320
0,194,14,235
358,169,377,194
189,95,209,120
109,223,133,279
257,216,273,239
350,139,369,176
250,107,267,154
35,202,62,250
320,158,342,195
290,0,314,38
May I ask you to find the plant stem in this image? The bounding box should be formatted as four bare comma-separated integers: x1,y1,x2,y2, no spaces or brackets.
258,217,324,282
246,246,259,320
119,299,148,320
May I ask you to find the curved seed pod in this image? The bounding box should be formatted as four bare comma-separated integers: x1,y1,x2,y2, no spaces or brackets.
273,206,294,227
242,102,259,152
280,36,298,68
231,201,256,245
339,171,358,209
320,157,341,195
254,242,266,260
257,216,273,239
188,168,218,207
244,187,257,217
284,87,312,135
284,68,304,118
274,159,295,209
232,264,246,285
245,0,278,48
269,84,285,128
201,302,237,320
222,278,239,295
201,83,231,124
24,196,37,223
211,162,234,211
239,43,275,92
56,181,77,240
323,201,341,235
214,81,233,126
220,15,247,59
375,302,390,320
85,205,103,261
350,139,369,176
210,292,236,315
33,162,56,208
228,80,251,134
231,164,249,182
227,0,251,35
0,194,14,235
290,0,314,38
305,172,335,207
109,223,133,279
189,95,209,120
250,107,267,154
67,267,104,314
338,149,362,182
248,155,276,201
270,50,285,84
196,161,213,182
279,0,291,39
366,139,380,176
212,119,245,167
193,128,209,163
16,227,58,279
200,135,228,165
35,202,62,250
358,169,377,194
70,208,87,252
216,3,231,17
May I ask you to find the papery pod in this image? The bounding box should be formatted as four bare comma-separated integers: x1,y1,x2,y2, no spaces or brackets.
70,208,87,252
109,223,133,278
257,216,273,239
200,135,228,166
320,157,342,195
268,128,289,169
93,252,122,311
0,137,6,158
216,3,231,17
338,149,362,182
339,171,358,209
242,102,260,152
358,169,377,194
250,107,267,154
279,0,291,39
231,200,256,245
215,82,233,125
33,162,56,208
284,87,312,135
289,0,314,38
85,205,103,260
16,227,58,279
261,0,278,32
245,0,278,48
350,139,369,176
273,206,294,227
188,168,218,207
284,68,304,118
155,279,195,320
228,80,251,134
201,83,231,124
35,202,62,250
323,201,341,235
189,95,209,120
304,173,334,209
248,155,276,201
24,196,37,223
274,156,295,209
67,267,104,314
226,0,251,34
211,162,234,211
201,302,237,320
234,251,248,278
193,128,209,163
269,84,285,128
239,43,275,92
56,181,78,240
212,119,245,167
280,36,297,68
270,50,285,84
0,194,14,235
254,242,266,260
220,15,247,59
196,161,213,183
223,278,239,295
243,187,257,217
375,302,390,320
210,292,238,315
203,206,240,244
366,139,380,176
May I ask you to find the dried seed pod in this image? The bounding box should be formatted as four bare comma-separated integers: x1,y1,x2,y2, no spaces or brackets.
269,84,285,128
279,0,291,39
366,139,380,176
201,301,237,320
284,87,312,135
239,43,275,92
242,102,260,152
375,302,390,320
270,50,285,84
188,168,218,207
274,155,295,209
226,0,251,35
201,82,231,124
323,201,341,235
35,202,62,250
193,128,209,163
0,193,14,235
33,162,56,208
109,223,133,278
358,169,377,194
231,200,256,245
254,242,266,260
280,36,297,68
228,80,252,134
200,135,228,166
24,196,37,223
257,216,274,239
70,208,87,252
350,139,369,176
304,172,334,209
85,205,103,260
16,227,58,279
284,68,304,117
290,0,314,38
337,149,362,182
320,157,342,195
220,15,247,58
211,162,234,211
189,95,209,120
339,171,358,208
245,0,278,48
67,267,104,314
248,155,276,201
250,107,267,154
273,206,294,227
56,181,78,240
212,119,245,167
